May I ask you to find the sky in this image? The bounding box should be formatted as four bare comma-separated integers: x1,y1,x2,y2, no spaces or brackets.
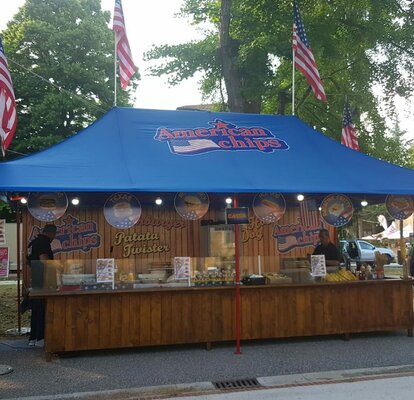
0,0,205,110
0,0,413,140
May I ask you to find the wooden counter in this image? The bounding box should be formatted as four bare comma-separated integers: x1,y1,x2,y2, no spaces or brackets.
34,280,414,354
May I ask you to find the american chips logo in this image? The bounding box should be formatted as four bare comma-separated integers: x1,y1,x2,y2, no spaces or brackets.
154,119,289,155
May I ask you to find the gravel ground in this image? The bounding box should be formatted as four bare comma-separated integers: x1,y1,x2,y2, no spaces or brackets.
1,331,414,399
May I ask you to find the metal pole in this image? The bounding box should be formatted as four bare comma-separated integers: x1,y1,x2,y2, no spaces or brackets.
400,219,407,278
16,201,21,333
292,48,295,115
114,33,117,107
233,195,241,355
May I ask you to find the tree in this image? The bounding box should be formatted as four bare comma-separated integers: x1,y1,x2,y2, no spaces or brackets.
1,0,138,157
146,0,413,165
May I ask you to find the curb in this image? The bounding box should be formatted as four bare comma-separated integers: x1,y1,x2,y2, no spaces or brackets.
2,382,215,400
258,364,414,388
3,365,414,400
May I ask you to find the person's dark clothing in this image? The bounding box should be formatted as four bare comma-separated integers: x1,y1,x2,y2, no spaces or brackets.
28,234,54,263
29,298,45,341
28,233,53,341
409,246,414,277
28,234,54,289
313,242,341,262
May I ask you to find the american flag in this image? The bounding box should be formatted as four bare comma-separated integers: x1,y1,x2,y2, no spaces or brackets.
169,138,220,155
113,0,136,90
341,99,359,151
300,199,320,229
0,37,17,156
292,1,326,102
332,212,352,227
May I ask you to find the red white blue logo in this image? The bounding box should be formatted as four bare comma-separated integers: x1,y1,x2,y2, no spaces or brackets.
154,120,289,155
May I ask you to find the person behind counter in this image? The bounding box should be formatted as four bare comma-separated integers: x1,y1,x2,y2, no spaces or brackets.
312,229,340,266
27,224,57,347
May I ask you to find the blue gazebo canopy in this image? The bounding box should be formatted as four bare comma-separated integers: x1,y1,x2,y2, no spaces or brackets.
0,107,413,195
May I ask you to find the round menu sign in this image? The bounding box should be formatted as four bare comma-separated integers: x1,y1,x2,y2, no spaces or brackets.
253,193,286,223
104,193,141,229
386,195,414,220
320,194,353,227
174,192,209,220
27,192,68,222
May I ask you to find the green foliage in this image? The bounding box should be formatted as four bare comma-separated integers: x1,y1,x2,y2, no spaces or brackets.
146,0,413,166
0,201,15,222
2,0,139,157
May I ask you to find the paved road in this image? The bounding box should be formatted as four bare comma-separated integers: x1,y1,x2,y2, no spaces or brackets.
162,375,414,400
0,331,414,399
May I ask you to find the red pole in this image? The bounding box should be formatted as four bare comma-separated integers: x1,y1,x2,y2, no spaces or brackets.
16,201,21,333
233,195,241,354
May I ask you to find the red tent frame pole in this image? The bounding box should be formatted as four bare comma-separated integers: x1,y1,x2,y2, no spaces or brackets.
233,195,241,354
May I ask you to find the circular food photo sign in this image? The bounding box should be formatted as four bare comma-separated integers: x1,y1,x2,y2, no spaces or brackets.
386,195,414,220
174,192,209,220
253,193,286,223
320,194,354,227
27,192,68,222
104,193,142,229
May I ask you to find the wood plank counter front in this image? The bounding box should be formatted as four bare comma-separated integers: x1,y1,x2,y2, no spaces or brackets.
33,279,414,354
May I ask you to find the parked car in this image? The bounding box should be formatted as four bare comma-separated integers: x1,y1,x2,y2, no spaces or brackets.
340,239,395,266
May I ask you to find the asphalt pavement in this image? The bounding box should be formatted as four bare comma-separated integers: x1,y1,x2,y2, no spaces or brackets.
162,375,414,400
1,330,414,399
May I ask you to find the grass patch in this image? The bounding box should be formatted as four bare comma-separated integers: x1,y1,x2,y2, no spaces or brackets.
0,284,31,336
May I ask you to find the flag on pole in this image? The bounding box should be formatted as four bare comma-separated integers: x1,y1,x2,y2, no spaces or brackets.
292,0,326,102
0,37,17,156
113,0,136,90
341,99,359,151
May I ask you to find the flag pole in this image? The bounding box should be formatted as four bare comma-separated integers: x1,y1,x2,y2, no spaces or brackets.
292,48,295,116
114,34,117,107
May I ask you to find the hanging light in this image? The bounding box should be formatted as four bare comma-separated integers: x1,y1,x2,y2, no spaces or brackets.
225,197,232,205
155,197,163,206
71,197,80,206
297,194,305,201
361,200,368,207
20,197,27,204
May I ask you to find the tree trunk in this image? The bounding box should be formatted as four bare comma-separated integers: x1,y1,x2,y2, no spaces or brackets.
219,0,245,113
277,89,287,115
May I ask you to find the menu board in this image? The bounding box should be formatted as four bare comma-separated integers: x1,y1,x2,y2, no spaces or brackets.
386,195,414,220
96,258,115,288
0,247,9,278
0,220,5,245
174,193,209,220
104,193,142,229
310,255,326,277
27,192,68,222
320,194,353,227
174,257,191,280
253,193,286,223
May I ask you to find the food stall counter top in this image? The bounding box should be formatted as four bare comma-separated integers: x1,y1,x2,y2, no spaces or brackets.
29,277,412,297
